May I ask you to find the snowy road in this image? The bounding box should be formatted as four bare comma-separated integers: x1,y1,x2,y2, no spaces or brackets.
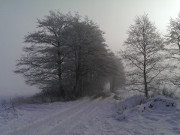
1,98,110,135
1,96,180,135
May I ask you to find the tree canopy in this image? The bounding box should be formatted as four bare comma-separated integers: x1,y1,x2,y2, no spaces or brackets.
15,11,125,99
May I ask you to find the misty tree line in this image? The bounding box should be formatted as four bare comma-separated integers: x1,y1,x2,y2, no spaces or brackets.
15,11,125,99
15,11,180,99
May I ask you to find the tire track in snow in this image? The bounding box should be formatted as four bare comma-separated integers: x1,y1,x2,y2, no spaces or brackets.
58,99,105,135
87,102,118,135
65,100,117,135
41,98,101,135
2,98,90,135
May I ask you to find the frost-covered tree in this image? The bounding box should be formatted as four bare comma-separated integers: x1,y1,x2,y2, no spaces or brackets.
122,14,164,97
15,11,125,99
166,12,180,52
165,12,180,86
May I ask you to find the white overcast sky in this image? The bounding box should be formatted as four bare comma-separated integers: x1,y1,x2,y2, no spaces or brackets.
0,0,180,97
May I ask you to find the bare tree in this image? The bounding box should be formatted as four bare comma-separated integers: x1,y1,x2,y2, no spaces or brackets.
121,14,164,97
166,12,180,51
15,11,74,98
165,12,180,87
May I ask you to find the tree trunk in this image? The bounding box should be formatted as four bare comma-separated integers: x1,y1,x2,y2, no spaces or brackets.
57,42,65,98
142,27,148,98
110,78,115,93
73,72,80,96
143,54,148,97
73,45,82,97
178,42,180,50
144,70,148,97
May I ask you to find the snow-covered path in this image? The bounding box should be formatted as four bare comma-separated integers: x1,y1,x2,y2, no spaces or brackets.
1,96,180,135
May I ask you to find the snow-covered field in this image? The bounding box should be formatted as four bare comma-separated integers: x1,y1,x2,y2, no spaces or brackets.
0,95,180,135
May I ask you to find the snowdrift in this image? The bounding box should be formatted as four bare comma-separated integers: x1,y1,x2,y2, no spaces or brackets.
115,95,177,120
140,95,176,111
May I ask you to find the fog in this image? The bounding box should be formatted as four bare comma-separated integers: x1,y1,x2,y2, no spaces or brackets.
0,0,180,97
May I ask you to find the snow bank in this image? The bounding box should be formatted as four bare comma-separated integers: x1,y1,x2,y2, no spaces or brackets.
117,95,146,110
139,95,176,112
115,95,177,120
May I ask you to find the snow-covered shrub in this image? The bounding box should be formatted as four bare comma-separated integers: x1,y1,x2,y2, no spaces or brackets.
115,95,177,121
115,95,146,120
138,95,176,112
92,92,112,99
13,94,64,104
0,99,18,120
150,86,178,99
117,95,146,111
